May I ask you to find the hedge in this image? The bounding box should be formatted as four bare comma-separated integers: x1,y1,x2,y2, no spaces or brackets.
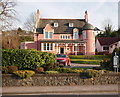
2,49,56,70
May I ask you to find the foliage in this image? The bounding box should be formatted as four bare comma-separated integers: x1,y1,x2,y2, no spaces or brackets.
43,63,60,71
100,48,120,71
2,67,8,74
45,71,59,74
2,31,19,49
13,70,35,79
7,66,18,73
35,67,44,73
80,69,102,78
19,36,34,42
2,49,56,70
57,68,76,73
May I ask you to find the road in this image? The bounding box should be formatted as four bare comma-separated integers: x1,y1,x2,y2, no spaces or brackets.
2,84,119,96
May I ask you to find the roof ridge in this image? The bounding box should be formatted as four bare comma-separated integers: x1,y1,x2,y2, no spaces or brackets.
40,18,85,20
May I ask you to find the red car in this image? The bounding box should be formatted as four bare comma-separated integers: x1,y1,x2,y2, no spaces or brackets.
56,54,71,66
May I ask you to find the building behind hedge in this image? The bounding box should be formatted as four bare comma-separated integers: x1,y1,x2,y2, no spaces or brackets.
21,9,95,55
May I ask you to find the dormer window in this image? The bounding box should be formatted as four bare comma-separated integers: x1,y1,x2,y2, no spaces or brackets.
73,32,78,39
69,23,73,27
54,23,58,27
73,28,78,39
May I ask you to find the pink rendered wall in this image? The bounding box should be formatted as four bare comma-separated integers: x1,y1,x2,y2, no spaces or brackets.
82,30,95,55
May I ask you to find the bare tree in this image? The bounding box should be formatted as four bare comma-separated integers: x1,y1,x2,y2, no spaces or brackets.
0,0,17,31
23,12,36,33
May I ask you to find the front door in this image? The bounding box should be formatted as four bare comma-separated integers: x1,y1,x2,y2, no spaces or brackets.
60,48,64,54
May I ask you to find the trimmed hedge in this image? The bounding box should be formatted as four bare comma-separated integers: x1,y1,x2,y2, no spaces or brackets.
2,49,56,70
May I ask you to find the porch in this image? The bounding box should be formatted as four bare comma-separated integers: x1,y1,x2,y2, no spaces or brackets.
40,39,86,55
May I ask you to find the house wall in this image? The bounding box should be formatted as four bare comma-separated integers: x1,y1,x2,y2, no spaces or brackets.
20,42,35,49
95,39,103,52
109,41,120,53
82,30,95,55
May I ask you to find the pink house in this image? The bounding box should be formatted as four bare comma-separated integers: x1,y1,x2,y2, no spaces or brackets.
21,10,95,55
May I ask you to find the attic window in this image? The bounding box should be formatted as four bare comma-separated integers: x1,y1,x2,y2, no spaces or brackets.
69,23,73,27
54,23,58,27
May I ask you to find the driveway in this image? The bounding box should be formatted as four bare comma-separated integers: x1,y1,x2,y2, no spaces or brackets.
69,63,100,68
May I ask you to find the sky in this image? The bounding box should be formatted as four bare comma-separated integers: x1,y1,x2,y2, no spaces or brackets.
16,0,120,31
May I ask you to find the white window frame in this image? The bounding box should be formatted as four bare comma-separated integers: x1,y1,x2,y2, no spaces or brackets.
73,32,78,39
43,43,53,51
83,32,86,39
69,23,73,27
60,35,71,39
44,32,53,39
54,23,58,27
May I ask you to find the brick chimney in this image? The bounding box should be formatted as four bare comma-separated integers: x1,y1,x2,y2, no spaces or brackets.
34,9,40,33
84,10,88,23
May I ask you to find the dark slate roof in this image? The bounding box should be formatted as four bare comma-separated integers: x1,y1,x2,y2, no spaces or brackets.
36,18,86,34
82,23,94,30
97,37,120,45
39,39,86,43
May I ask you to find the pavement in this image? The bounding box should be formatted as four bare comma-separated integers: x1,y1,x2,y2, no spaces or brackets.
2,84,119,96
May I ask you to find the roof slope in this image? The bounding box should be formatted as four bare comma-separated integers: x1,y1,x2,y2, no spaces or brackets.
36,18,85,34
97,37,120,45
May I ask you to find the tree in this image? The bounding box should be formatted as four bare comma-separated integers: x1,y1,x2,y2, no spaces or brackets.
97,19,114,37
2,31,19,49
23,12,36,33
0,0,17,31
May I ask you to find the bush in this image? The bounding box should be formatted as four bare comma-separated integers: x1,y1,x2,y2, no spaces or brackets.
57,68,76,73
13,70,35,79
35,67,44,73
45,71,59,74
7,66,18,73
43,63,59,71
2,67,8,74
80,69,102,78
2,49,56,70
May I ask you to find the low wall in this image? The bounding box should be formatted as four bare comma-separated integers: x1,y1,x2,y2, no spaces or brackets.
2,73,120,87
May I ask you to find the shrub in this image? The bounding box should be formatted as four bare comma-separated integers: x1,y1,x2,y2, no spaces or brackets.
8,66,18,73
100,58,112,70
2,49,56,70
13,70,35,79
43,63,59,71
80,69,102,78
57,68,76,73
35,67,44,73
2,67,8,74
45,71,59,74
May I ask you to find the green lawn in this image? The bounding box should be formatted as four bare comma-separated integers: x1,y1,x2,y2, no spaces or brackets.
69,55,110,65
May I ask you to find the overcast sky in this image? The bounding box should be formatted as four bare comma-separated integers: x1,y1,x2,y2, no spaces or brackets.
16,0,119,30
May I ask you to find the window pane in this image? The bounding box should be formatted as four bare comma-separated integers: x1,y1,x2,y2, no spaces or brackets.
68,36,70,39
43,43,46,50
47,43,49,50
74,46,77,51
74,32,78,39
50,43,53,50
45,32,48,38
49,32,53,38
